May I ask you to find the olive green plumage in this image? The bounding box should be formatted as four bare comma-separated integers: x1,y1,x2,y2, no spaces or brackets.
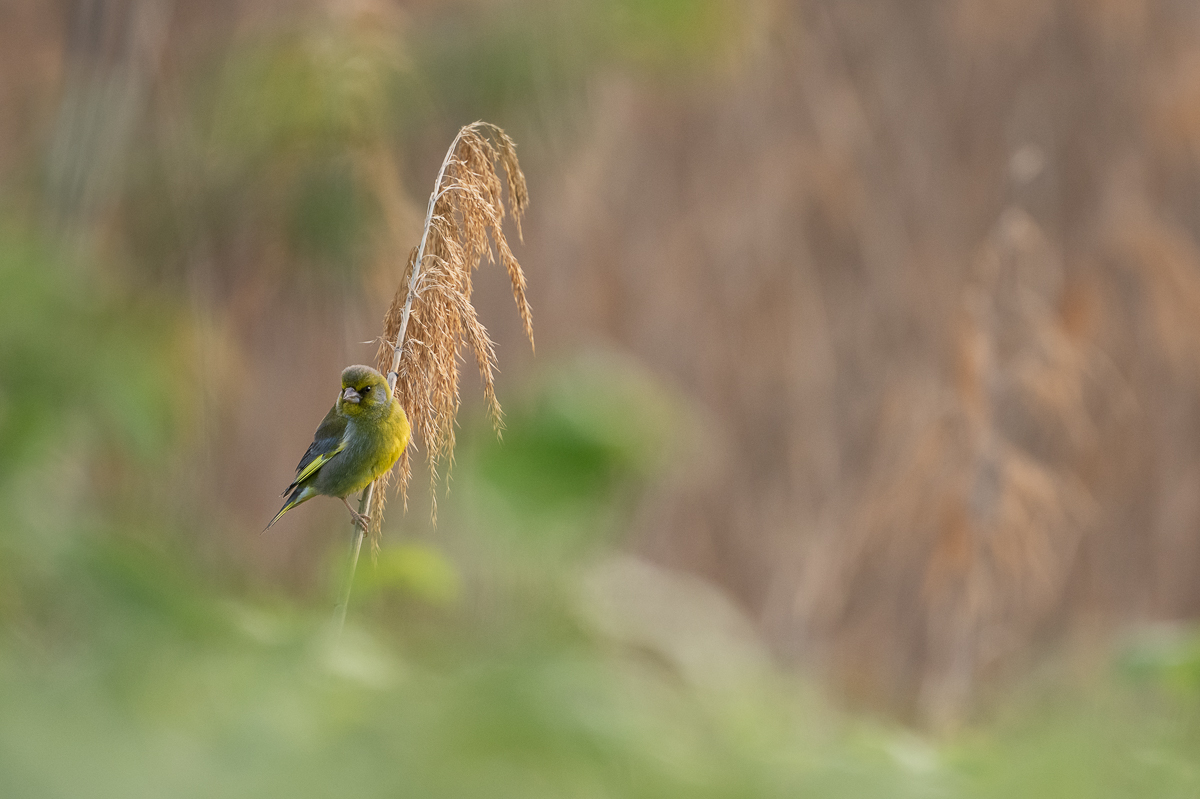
267,365,410,530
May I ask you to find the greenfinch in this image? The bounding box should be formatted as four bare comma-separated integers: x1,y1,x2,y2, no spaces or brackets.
267,365,410,530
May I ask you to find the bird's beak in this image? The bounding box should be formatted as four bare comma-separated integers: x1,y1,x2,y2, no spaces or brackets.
341,387,361,405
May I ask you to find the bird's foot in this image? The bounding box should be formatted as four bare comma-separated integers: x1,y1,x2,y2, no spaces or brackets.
341,497,372,530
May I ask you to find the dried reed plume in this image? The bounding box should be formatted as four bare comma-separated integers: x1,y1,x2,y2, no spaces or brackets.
337,121,532,628
797,208,1109,728
373,121,532,525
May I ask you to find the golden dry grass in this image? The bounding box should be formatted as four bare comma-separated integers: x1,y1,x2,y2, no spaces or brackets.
370,122,533,540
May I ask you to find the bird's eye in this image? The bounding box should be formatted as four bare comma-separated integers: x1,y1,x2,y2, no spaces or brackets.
361,386,370,393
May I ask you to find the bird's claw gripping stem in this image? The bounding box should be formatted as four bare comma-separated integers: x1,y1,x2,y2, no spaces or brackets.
341,497,371,530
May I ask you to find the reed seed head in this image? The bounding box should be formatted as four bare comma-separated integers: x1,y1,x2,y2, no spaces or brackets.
370,122,533,537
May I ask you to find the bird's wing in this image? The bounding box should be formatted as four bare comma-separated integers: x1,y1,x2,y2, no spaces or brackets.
285,404,348,492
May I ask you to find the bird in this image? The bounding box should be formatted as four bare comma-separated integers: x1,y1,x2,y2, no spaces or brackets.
266,364,410,530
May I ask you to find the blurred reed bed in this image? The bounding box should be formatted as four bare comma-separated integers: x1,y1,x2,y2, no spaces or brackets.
526,0,1200,723
7,0,1200,730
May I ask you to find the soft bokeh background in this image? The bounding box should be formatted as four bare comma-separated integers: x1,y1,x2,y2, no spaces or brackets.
5,0,1200,795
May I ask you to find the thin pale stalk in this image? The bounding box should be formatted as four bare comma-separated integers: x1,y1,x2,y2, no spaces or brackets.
334,507,367,633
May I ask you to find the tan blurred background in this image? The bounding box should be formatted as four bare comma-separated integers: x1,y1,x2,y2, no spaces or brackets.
7,0,1200,727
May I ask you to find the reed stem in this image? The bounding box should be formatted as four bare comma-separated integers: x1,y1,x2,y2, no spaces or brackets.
334,123,481,634
333,508,366,632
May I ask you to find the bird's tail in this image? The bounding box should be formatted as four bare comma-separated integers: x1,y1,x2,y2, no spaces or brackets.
263,484,315,532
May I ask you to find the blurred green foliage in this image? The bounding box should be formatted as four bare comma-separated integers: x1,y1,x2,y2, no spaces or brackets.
0,229,181,470
286,156,377,270
413,0,738,122
464,355,683,557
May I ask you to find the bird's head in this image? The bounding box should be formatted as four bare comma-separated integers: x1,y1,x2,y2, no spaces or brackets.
338,364,392,417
